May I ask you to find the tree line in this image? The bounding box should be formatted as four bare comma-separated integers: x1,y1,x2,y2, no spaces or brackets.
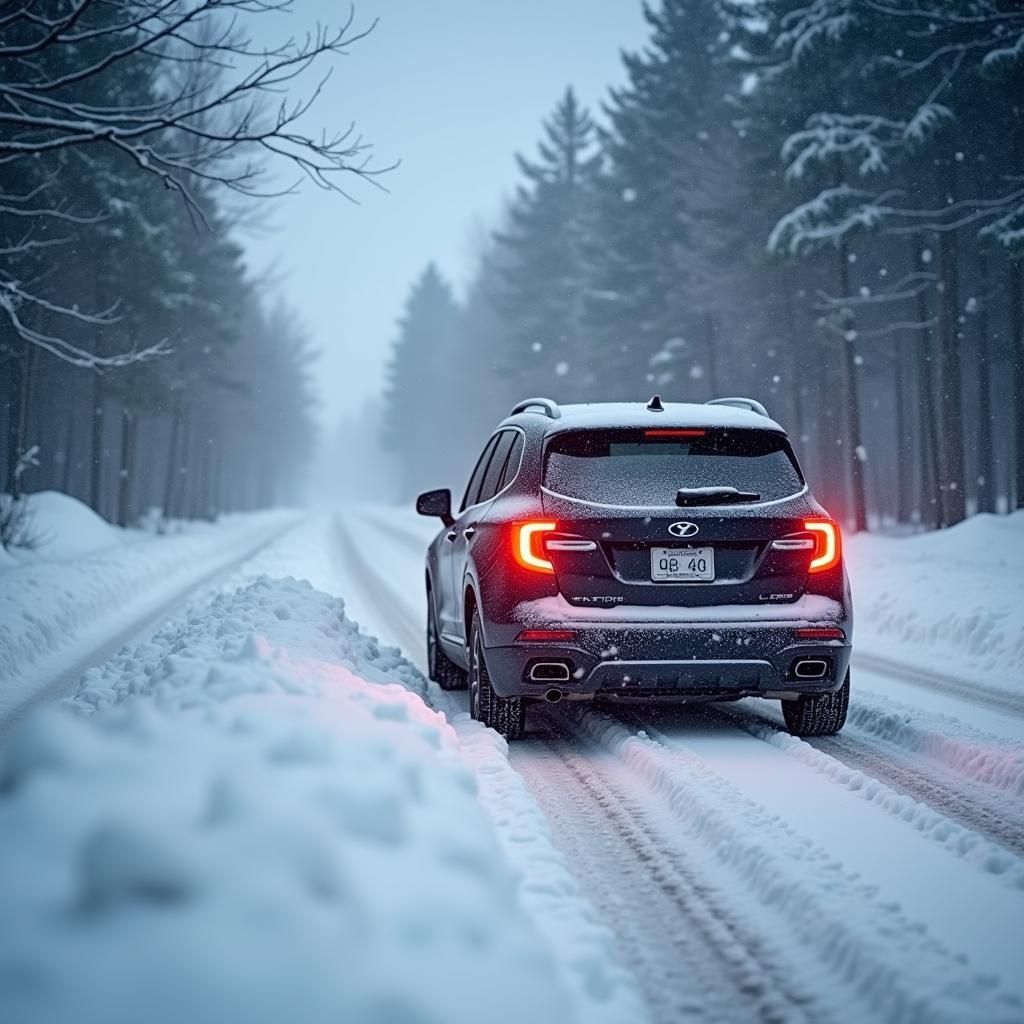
383,0,1024,532
0,0,376,538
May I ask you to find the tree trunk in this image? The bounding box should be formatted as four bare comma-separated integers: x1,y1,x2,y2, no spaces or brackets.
893,341,911,524
781,284,805,451
913,240,942,527
974,251,995,515
117,407,137,528
4,351,23,496
60,409,75,495
163,399,183,520
704,311,719,398
1011,259,1024,510
837,239,868,533
936,225,966,526
90,379,105,516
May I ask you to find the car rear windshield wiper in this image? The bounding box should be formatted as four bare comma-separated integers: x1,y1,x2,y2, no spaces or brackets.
675,487,761,506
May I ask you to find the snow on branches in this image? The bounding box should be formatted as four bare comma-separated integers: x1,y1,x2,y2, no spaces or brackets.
0,0,381,366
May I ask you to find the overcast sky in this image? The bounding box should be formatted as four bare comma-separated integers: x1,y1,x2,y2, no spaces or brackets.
242,1,649,428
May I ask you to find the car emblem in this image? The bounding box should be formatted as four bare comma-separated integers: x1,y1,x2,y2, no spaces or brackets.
668,521,699,538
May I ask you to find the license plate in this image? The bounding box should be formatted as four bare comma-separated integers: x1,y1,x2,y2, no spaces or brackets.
651,547,715,582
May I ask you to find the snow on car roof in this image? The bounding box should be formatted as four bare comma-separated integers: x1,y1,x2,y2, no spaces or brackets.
525,401,786,434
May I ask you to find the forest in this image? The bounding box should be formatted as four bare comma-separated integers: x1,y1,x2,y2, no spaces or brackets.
0,0,376,535
383,0,1024,533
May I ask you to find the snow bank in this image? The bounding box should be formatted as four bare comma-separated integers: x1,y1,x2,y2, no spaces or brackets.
7,490,122,561
0,510,294,718
847,512,1024,694
0,573,641,1024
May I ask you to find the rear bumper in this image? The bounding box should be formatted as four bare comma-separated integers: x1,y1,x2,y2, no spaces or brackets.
483,620,852,700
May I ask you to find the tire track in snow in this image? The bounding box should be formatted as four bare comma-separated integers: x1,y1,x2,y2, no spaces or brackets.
514,718,824,1024
551,702,1022,1023
331,517,427,679
710,703,1024,860
854,651,1024,722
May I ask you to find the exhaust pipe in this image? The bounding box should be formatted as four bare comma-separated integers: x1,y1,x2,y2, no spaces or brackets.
544,688,563,704
528,662,571,683
793,658,828,680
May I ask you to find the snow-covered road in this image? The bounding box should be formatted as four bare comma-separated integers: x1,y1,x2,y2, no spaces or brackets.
336,506,1024,1023
3,504,1022,1023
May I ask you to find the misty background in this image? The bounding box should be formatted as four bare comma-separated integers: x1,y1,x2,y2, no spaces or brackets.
2,0,1023,544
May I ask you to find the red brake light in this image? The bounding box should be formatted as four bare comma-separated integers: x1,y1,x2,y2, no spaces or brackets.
513,521,557,574
644,429,706,438
516,629,576,642
794,627,845,640
804,519,841,573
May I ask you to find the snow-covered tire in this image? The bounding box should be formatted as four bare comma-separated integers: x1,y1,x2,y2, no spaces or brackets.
469,610,525,740
782,670,850,737
427,589,467,690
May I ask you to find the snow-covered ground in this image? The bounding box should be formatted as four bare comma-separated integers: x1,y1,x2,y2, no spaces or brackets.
0,492,297,722
846,511,1024,695
338,505,1024,1023
0,515,643,1024
1,502,1022,1024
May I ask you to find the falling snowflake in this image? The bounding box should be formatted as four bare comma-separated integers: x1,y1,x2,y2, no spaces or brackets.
555,360,569,376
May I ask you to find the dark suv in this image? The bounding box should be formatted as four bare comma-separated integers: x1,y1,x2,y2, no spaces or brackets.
416,396,852,740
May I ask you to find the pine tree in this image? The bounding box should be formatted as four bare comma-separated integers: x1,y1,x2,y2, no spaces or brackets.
382,265,460,498
493,87,599,402
585,0,731,398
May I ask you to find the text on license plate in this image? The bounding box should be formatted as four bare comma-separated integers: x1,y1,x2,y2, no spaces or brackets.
651,547,715,582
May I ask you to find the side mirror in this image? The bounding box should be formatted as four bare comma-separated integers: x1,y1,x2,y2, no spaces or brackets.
416,488,454,527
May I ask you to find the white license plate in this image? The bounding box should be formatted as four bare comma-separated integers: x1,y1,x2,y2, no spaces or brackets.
651,547,715,582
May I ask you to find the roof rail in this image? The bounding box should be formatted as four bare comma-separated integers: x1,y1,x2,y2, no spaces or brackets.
705,396,770,419
510,397,561,420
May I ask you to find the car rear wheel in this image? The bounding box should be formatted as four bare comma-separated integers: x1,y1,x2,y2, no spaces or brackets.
469,610,525,740
427,590,467,690
782,670,850,737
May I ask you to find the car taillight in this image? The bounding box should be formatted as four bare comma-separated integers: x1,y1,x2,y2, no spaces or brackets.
804,518,841,573
644,429,706,438
793,627,845,640
512,521,557,574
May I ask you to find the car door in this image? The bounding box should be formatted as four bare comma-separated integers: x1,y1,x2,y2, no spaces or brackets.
450,431,515,641
437,434,500,640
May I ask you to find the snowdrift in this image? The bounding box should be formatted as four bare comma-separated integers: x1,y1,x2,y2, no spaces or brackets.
0,510,294,718
6,490,122,561
847,511,1024,694
0,575,641,1024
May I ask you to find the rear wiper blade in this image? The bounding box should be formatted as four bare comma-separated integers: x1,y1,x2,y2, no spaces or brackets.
675,487,761,506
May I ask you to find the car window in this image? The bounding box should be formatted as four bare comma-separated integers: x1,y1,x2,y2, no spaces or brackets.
461,434,500,511
479,431,516,503
543,428,803,506
497,431,525,492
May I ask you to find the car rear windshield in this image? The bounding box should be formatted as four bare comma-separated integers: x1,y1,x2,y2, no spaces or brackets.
543,428,804,506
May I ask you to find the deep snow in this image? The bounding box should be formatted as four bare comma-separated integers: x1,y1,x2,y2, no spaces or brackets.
342,505,1024,1022
0,499,296,718
846,511,1024,693
0,517,646,1024
3,501,1024,1024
